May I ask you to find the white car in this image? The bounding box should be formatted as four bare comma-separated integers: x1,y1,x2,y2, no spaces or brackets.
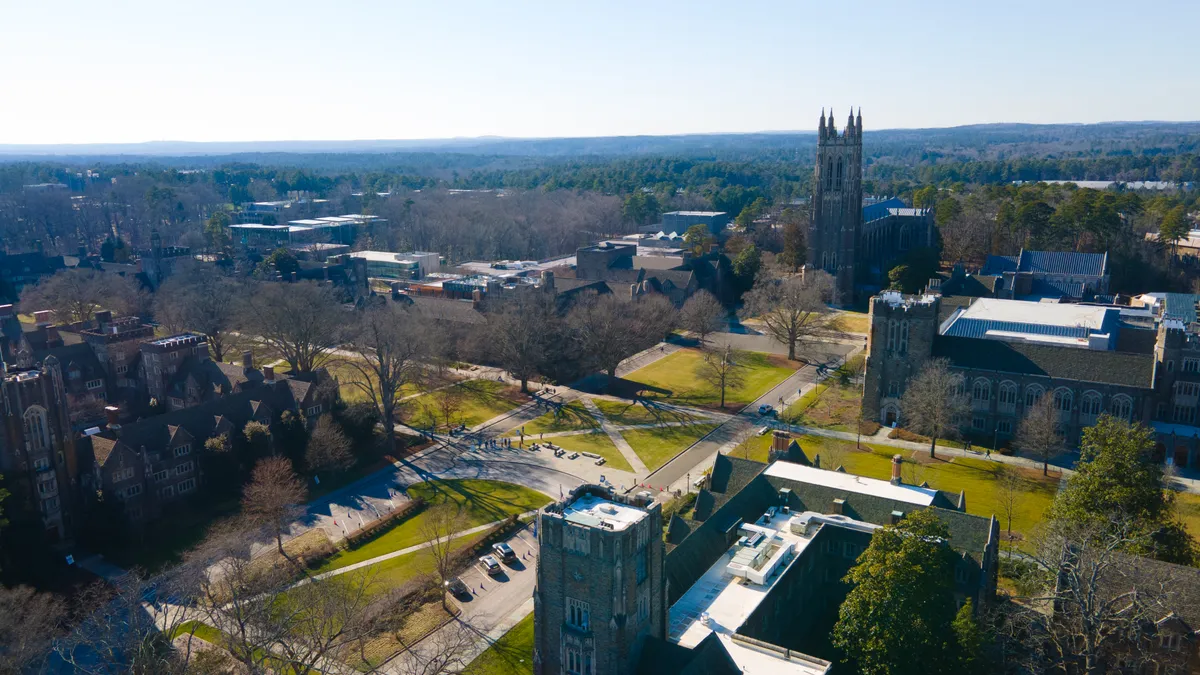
479,555,502,576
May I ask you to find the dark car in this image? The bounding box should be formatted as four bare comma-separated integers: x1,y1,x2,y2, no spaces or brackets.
492,542,518,563
445,577,470,598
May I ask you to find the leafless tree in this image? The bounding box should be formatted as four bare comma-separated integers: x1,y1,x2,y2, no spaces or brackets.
569,292,676,388
240,281,344,373
899,358,969,458
996,465,1022,544
153,261,242,362
341,302,427,451
435,386,466,431
305,414,354,473
0,584,66,672
20,267,143,324
679,290,726,345
997,517,1191,675
740,270,835,361
389,620,480,675
696,345,747,409
938,194,996,265
1016,393,1063,476
241,456,308,556
420,504,469,610
485,292,557,393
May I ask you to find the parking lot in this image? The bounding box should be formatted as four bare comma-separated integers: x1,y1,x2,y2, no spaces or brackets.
447,525,539,625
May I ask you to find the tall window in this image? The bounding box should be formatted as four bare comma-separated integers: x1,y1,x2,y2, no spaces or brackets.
1080,391,1103,425
972,379,991,410
835,157,843,190
23,406,50,453
567,598,591,631
1025,385,1045,408
1053,388,1073,417
998,381,1018,413
1111,395,1134,422
826,159,833,190
899,321,909,354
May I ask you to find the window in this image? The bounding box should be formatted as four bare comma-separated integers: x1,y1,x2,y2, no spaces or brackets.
825,158,833,190
1185,358,1200,373
1112,395,1134,422
1053,388,1073,418
169,397,184,409
1174,404,1196,424
1025,385,1044,408
1160,634,1182,650
112,467,135,482
1080,391,1103,424
307,405,322,417
176,461,194,475
160,485,175,499
564,524,590,555
37,478,56,496
954,566,967,584
42,496,59,512
887,381,899,398
86,379,103,390
153,470,169,482
997,381,1018,413
1168,360,1175,373
23,406,50,453
886,320,896,352
636,587,650,623
33,457,50,471
178,478,197,493
566,598,590,631
636,546,648,584
835,157,843,190
898,321,909,354
116,364,128,375
173,444,191,458
125,484,142,498
997,420,1013,435
972,416,986,431
972,379,991,409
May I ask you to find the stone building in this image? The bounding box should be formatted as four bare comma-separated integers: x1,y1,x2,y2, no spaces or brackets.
534,486,666,675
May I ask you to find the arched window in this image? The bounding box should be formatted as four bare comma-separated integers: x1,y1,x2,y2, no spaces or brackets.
1053,388,1073,419
998,381,1018,413
826,159,833,190
886,320,897,352
23,406,49,453
1111,395,1133,422
899,321,909,355
1080,391,1103,424
972,378,991,410
836,157,843,190
1025,385,1045,408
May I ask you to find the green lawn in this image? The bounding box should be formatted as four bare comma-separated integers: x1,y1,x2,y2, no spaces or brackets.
463,614,534,675
593,399,700,426
507,402,598,436
171,621,224,643
401,380,527,430
313,479,550,574
1176,492,1200,539
621,423,719,471
729,431,775,463
546,431,634,473
625,349,797,410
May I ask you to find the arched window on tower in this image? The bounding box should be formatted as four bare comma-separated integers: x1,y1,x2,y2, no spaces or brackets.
24,406,50,453
826,159,833,190
836,158,843,190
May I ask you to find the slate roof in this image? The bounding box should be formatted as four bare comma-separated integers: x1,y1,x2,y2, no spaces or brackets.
861,197,906,223
981,250,1108,278
1163,293,1200,323
932,335,1156,388
980,255,1020,275
404,295,486,325
1103,553,1200,628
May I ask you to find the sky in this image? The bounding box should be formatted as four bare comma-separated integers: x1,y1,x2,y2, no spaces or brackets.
2,0,1198,145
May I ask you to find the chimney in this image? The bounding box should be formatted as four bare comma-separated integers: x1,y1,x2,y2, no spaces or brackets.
890,454,903,485
104,405,120,429
263,365,275,381
472,288,484,308
771,430,791,454
242,350,253,370
33,310,52,326
541,269,555,291
95,309,112,328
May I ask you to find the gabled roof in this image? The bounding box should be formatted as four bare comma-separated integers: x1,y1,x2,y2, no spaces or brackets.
981,250,1108,278
932,335,1155,388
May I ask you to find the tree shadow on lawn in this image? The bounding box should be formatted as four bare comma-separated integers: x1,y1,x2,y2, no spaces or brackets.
413,478,531,524
599,398,700,425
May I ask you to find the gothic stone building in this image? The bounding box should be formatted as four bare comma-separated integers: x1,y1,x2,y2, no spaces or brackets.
807,110,933,306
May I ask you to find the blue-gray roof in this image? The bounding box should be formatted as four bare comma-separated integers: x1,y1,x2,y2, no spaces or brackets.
1164,293,1200,323
942,317,1092,340
861,197,906,223
980,250,1107,278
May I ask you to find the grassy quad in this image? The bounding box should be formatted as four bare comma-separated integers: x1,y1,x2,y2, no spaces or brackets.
621,423,719,471
624,349,797,411
313,479,550,575
401,380,528,431
544,431,634,473
463,613,534,675
593,398,702,427
506,402,599,437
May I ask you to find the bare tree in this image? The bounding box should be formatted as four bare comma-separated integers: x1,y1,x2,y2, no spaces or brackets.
696,345,747,409
740,270,835,361
570,292,675,388
996,465,1022,544
305,414,354,473
899,358,969,458
0,584,65,673
153,261,242,361
998,517,1190,675
1016,393,1063,476
420,504,469,610
486,292,557,393
435,386,465,431
342,302,426,452
21,267,142,324
389,621,480,675
240,280,344,373
241,456,308,556
679,290,725,345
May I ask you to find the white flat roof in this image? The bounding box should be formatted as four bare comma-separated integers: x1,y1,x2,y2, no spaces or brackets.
763,461,937,506
960,298,1112,330
561,494,646,531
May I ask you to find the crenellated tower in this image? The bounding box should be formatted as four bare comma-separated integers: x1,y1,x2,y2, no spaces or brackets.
808,108,863,307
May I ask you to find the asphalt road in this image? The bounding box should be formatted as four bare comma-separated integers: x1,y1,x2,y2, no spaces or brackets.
639,340,856,491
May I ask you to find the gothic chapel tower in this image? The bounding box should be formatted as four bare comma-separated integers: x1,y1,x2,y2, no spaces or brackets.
808,108,863,306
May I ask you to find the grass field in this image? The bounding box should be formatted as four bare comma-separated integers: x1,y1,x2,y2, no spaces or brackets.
313,479,550,574
593,398,701,426
729,431,775,463
401,380,527,430
546,431,634,473
1177,491,1200,538
463,613,534,675
507,402,598,436
783,355,865,432
329,360,454,405
625,349,797,410
830,311,870,335
621,423,719,471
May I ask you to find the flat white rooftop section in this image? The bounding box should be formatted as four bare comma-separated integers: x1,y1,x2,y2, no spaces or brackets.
717,634,831,674
561,493,646,531
960,298,1112,330
763,460,937,506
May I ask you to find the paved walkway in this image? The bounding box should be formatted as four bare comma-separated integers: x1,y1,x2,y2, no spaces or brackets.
580,397,649,475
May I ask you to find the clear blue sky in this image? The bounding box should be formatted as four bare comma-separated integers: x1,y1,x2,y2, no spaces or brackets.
2,0,1197,144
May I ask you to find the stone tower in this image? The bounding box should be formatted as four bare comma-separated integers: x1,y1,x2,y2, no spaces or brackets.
861,291,941,426
808,108,864,307
534,485,665,675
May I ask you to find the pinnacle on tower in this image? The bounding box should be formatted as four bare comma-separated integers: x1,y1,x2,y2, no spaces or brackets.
827,108,836,135
848,108,855,136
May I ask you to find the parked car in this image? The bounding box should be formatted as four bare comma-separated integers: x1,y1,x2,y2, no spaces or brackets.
757,404,776,416
594,457,606,466
445,577,470,598
492,542,517,563
479,555,502,576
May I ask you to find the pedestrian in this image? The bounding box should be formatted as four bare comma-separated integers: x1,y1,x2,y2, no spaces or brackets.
986,447,992,458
